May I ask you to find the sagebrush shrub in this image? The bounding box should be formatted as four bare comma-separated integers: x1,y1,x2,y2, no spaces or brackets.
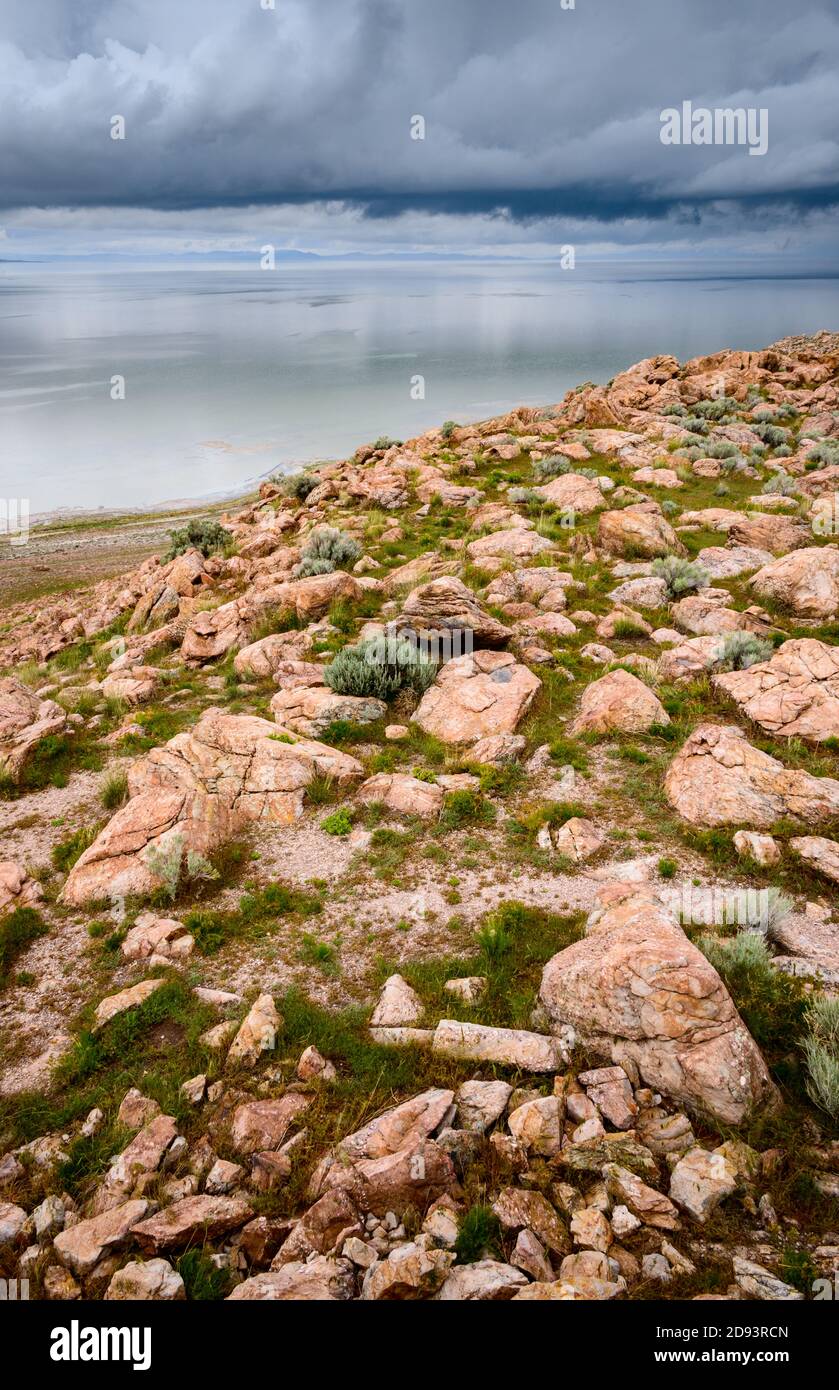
324,637,438,700
294,526,362,578
702,440,741,459
753,422,792,448
803,997,839,1118
762,469,798,497
166,519,232,561
652,555,709,598
806,441,839,467
716,630,774,671
532,454,572,480
278,470,318,501
698,931,806,1050
693,397,740,420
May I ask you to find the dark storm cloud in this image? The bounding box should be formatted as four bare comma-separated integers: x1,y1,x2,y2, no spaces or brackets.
0,0,837,222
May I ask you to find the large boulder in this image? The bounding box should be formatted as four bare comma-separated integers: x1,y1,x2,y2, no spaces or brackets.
53,1200,151,1277
532,473,605,515
411,651,540,745
316,1140,458,1217
233,631,312,679
539,889,777,1125
788,836,839,885
694,546,773,580
228,1256,355,1301
656,635,728,684
714,638,839,743
671,595,768,637
750,546,839,619
664,723,839,829
181,572,363,662
0,678,68,783
131,1196,253,1253
269,685,386,737
466,528,554,566
62,711,362,904
597,505,685,559
729,514,810,555
393,577,512,647
310,1088,454,1194
0,861,44,914
568,669,669,737
357,773,443,820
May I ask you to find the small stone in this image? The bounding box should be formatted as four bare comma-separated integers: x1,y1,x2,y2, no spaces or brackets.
117,1089,161,1129
455,1079,512,1134
732,1256,805,1301
80,1109,105,1138
93,980,166,1032
443,976,486,1004
370,974,424,1028
33,1195,66,1242
105,1258,185,1300
43,1265,82,1300
570,1207,611,1253
733,831,781,866
642,1252,672,1283
205,1159,245,1195
669,1147,737,1223
180,1074,207,1106
0,1202,27,1248
511,1229,555,1283
297,1045,338,1082
226,994,280,1069
610,1204,641,1239
508,1096,563,1156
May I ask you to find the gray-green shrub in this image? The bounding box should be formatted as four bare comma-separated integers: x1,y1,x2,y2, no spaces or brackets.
652,555,709,598
324,636,438,700
716,630,774,671
294,526,362,578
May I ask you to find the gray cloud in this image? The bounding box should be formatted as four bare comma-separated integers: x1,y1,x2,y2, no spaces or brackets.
0,0,837,257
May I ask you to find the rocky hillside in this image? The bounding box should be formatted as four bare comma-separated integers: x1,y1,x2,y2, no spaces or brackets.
1,333,838,1302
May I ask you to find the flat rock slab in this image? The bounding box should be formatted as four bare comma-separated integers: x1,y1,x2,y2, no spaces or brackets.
432,1020,566,1072
131,1195,253,1253
714,638,839,743
664,723,839,829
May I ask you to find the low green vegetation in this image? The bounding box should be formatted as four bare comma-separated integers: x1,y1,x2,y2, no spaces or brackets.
0,907,47,987
166,518,232,560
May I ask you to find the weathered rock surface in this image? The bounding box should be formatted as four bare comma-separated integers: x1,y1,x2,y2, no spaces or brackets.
63,711,363,903
539,889,777,1124
131,1195,253,1253
0,678,68,782
750,545,839,619
789,835,839,884
105,1258,186,1300
532,472,605,515
357,773,443,820
432,1020,566,1072
411,651,540,745
597,504,685,558
230,1256,355,1301
269,685,387,737
393,576,512,646
53,1200,151,1276
664,723,839,828
568,669,669,737
714,638,839,743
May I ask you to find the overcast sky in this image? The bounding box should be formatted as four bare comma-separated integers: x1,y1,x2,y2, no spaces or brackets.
1,0,837,263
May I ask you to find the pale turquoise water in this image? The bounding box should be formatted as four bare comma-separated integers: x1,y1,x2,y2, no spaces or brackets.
2,262,837,513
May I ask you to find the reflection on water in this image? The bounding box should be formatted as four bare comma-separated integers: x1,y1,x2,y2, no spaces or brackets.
1,262,837,512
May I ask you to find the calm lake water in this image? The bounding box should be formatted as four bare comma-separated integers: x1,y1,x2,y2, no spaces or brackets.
2,262,838,514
